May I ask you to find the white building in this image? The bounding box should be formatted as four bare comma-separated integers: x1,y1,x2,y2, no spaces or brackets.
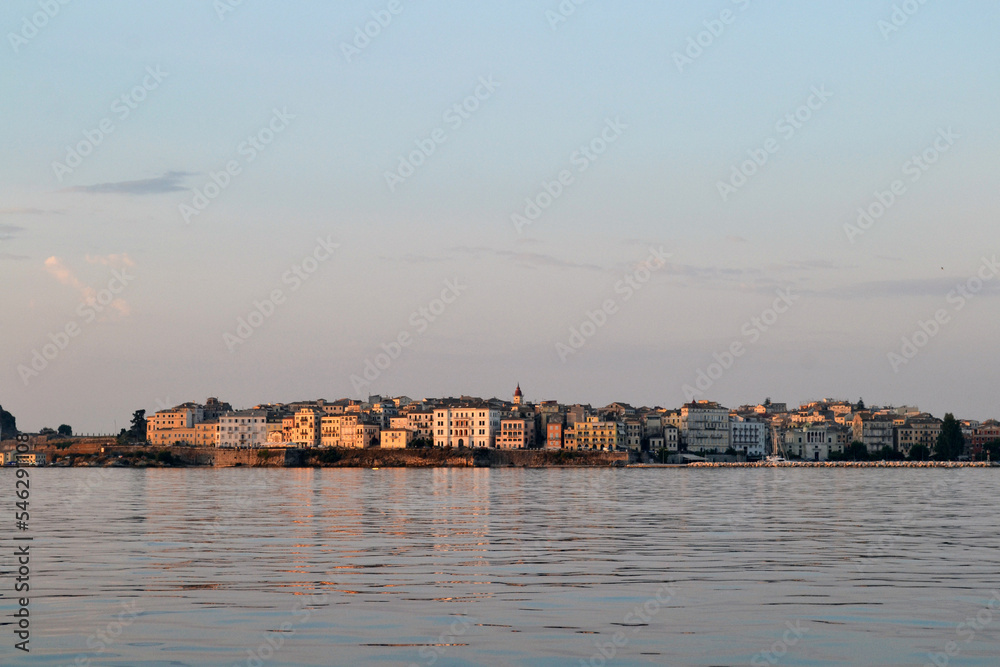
681,401,730,453
433,405,501,448
218,410,268,448
730,417,767,459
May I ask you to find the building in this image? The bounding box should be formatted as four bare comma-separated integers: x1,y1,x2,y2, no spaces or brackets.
623,419,643,451
853,414,895,454
405,411,435,442
497,418,531,449
292,408,323,448
513,384,523,406
195,420,220,447
546,422,564,449
571,416,624,451
895,415,942,456
433,404,501,448
681,401,730,453
380,428,413,449
218,410,267,448
785,425,843,461
147,402,205,445
730,417,767,459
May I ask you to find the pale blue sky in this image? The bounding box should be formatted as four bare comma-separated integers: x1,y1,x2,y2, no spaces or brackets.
2,1,998,432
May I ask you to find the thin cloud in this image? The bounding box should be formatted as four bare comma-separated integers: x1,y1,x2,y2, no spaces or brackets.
0,224,25,240
0,207,58,216
86,253,135,268
0,253,28,261
44,256,131,317
449,246,606,272
61,171,192,195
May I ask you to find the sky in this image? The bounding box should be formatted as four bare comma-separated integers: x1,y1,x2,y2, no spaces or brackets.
1,1,998,433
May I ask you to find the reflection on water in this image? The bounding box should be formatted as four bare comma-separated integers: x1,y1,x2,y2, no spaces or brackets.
4,468,1000,666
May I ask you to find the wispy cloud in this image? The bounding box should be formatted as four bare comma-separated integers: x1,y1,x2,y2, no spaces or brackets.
86,253,135,268
44,256,131,317
817,277,1000,300
0,224,25,240
0,253,28,261
449,246,606,272
0,207,58,216
61,171,192,195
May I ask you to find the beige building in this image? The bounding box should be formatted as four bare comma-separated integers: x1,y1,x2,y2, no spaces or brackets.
895,416,942,456
433,405,501,448
497,418,531,449
380,428,413,449
293,408,323,448
571,417,624,451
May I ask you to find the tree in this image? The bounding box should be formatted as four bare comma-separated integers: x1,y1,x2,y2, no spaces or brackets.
57,424,73,436
856,398,865,411
0,405,17,438
129,410,147,443
981,439,1000,462
935,413,965,460
844,441,869,461
39,427,56,435
909,444,931,461
764,397,771,407
878,445,904,461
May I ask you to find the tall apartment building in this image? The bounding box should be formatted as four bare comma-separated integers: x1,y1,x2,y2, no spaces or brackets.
895,415,942,456
433,405,501,448
680,401,730,453
852,414,895,454
730,417,767,459
571,416,624,451
218,410,267,448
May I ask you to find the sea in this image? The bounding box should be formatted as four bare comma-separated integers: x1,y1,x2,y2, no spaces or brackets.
2,467,999,666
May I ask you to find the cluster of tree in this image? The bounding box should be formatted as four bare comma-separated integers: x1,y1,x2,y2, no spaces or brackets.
0,405,17,437
934,413,965,460
117,410,147,444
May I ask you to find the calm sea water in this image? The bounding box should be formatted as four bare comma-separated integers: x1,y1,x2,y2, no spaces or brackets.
2,468,1000,666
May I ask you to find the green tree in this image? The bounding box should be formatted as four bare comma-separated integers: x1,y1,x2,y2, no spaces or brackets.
908,444,931,461
844,441,870,461
0,405,17,438
856,398,865,411
935,413,965,460
129,410,147,442
981,439,1000,462
58,424,73,436
878,445,905,461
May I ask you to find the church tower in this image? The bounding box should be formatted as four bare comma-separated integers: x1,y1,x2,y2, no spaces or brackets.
513,383,523,406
